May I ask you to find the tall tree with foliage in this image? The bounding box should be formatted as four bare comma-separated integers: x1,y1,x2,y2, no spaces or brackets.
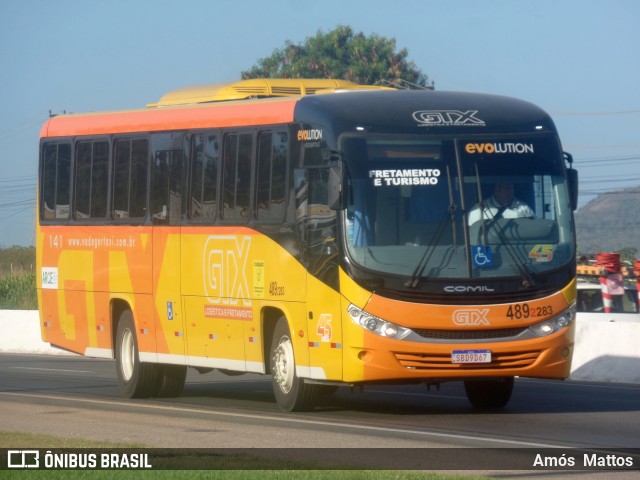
242,26,429,87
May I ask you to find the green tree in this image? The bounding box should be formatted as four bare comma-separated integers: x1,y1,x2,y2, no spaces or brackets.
242,26,429,87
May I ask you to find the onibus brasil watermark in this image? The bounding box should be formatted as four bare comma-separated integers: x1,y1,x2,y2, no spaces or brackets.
6,450,151,470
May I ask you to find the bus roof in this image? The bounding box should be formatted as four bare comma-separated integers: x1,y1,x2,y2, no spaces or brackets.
40,81,557,140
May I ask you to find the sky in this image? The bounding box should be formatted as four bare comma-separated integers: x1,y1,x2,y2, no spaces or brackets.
1,0,639,247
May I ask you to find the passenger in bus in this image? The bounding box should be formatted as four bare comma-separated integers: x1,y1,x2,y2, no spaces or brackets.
467,182,534,225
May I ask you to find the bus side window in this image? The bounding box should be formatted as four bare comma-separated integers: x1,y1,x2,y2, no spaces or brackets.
75,140,108,220
151,133,186,225
112,138,148,221
222,132,253,221
190,133,219,221
256,131,288,221
41,142,71,220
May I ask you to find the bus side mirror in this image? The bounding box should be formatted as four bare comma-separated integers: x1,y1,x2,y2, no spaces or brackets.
567,168,579,211
328,164,344,210
564,152,578,211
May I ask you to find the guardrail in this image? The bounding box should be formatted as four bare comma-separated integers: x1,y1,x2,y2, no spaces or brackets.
1,310,639,385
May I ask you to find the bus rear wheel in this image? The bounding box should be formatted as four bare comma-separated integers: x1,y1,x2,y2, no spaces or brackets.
115,310,161,399
270,318,318,412
464,377,514,409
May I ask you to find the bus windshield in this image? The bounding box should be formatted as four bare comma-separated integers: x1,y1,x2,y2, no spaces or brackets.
342,135,574,280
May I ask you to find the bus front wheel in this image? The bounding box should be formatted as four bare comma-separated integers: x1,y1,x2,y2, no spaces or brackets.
115,310,161,398
464,377,514,409
270,318,318,412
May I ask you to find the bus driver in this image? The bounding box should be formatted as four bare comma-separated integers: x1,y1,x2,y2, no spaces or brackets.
467,182,534,225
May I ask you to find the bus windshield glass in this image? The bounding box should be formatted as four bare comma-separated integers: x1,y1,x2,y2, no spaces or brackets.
342,135,574,280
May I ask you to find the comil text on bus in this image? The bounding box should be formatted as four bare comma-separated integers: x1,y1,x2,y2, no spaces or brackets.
369,168,440,186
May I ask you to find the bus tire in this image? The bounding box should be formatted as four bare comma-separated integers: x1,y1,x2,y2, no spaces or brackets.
270,318,318,412
115,310,161,399
156,365,187,398
464,377,514,409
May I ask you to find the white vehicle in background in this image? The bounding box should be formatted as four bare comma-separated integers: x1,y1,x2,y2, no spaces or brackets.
576,279,640,322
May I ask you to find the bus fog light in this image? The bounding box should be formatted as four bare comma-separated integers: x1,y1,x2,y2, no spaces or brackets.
358,350,372,361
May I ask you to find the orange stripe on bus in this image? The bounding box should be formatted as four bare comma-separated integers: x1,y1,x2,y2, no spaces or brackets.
41,99,297,138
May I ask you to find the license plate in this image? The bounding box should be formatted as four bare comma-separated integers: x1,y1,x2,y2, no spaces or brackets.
451,349,492,364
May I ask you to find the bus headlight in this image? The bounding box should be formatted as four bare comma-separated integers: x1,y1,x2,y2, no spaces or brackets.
529,303,576,337
347,304,412,340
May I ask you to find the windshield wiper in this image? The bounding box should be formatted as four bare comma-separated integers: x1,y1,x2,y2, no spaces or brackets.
446,164,457,247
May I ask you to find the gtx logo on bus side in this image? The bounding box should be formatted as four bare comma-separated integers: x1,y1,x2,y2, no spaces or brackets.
203,235,251,307
452,308,491,326
412,110,485,127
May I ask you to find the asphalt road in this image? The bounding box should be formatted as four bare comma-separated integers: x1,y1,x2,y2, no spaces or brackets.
1,353,638,476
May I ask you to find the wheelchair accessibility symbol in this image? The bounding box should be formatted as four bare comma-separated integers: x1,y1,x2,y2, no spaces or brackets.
472,246,493,267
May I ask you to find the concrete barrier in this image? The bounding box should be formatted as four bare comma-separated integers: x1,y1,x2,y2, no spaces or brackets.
0,310,71,355
570,320,640,384
1,310,639,384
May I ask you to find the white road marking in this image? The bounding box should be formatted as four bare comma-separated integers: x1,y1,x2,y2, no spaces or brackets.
8,367,94,374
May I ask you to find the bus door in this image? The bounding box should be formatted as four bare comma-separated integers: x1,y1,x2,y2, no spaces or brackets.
151,135,187,364
295,168,343,381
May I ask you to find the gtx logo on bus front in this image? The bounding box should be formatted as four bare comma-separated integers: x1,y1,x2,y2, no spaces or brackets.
412,110,485,127
452,308,490,326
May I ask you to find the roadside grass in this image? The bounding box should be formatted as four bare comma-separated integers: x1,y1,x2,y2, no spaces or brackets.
0,431,489,480
0,271,37,310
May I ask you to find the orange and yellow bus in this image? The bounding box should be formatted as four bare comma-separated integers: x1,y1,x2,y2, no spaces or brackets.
37,78,579,411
